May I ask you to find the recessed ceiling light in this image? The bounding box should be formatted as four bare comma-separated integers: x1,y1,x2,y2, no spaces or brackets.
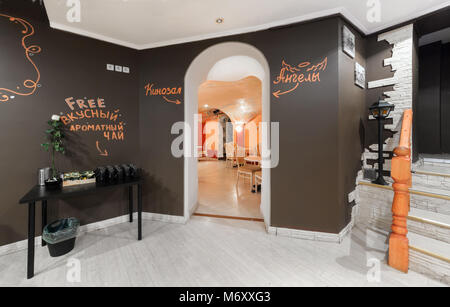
216,17,224,24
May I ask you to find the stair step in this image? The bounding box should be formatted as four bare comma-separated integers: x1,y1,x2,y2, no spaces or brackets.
423,157,450,166
358,180,450,200
412,163,450,191
408,208,450,244
409,208,450,228
413,166,450,177
408,232,450,263
411,185,450,199
408,232,450,284
358,180,450,217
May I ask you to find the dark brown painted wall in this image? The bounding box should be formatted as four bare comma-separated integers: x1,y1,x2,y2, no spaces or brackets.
337,20,367,225
0,4,401,248
0,8,139,246
139,17,351,233
363,34,395,167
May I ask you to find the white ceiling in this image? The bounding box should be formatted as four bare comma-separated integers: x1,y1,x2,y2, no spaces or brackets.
207,56,265,82
44,0,450,50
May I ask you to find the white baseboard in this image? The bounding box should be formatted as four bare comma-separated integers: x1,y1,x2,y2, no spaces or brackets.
267,205,357,244
0,212,185,257
143,212,187,224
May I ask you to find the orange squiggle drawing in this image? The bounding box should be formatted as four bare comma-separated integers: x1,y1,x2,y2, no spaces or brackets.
0,14,41,103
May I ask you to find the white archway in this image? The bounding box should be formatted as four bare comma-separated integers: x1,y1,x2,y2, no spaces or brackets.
184,42,271,228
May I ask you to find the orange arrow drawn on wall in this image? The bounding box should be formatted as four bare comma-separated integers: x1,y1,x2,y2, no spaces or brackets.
163,96,182,105
96,141,108,156
272,83,299,98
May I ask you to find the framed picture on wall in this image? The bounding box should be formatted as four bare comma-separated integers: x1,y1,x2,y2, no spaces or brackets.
342,25,355,58
355,62,366,88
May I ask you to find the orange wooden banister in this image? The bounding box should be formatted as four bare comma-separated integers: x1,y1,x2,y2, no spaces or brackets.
388,109,413,273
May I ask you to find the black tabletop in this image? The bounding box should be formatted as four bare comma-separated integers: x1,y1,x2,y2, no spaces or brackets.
19,178,143,204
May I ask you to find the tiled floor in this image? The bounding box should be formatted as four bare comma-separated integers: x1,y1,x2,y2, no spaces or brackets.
0,217,444,286
196,160,262,219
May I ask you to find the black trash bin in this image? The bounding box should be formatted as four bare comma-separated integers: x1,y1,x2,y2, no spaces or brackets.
43,218,80,257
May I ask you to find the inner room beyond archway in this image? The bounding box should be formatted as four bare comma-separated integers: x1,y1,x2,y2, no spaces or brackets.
196,75,263,219
183,43,271,227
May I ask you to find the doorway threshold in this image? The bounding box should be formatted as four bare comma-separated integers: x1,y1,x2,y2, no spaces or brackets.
422,154,450,164
193,213,264,222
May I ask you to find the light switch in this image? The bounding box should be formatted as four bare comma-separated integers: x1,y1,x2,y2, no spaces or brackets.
115,65,122,72
106,64,114,71
123,66,130,74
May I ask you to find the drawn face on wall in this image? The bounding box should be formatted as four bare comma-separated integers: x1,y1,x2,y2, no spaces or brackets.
0,14,41,103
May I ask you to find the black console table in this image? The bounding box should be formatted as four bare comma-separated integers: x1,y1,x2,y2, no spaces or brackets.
19,178,143,279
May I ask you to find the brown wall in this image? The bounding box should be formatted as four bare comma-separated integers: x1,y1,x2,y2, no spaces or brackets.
337,20,367,225
0,3,402,248
0,6,139,246
139,17,349,233
363,34,395,167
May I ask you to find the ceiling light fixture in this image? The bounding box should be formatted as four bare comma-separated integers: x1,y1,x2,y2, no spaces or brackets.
204,104,209,108
216,17,224,24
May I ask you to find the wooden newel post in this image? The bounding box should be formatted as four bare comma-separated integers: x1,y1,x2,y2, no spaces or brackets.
388,110,412,273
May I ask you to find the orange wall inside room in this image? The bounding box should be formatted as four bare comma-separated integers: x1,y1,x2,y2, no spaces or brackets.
202,119,220,157
245,114,262,155
197,76,263,157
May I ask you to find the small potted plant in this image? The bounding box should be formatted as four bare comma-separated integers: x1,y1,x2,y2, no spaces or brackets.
41,115,65,189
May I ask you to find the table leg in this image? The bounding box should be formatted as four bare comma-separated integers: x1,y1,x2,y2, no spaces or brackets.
138,183,142,241
251,173,255,193
27,202,35,279
128,186,133,223
41,200,47,247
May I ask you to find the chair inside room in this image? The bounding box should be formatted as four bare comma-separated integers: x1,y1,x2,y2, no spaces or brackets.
254,171,262,193
236,156,261,192
225,142,236,167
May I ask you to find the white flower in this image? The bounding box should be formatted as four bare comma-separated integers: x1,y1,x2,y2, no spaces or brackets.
51,115,60,121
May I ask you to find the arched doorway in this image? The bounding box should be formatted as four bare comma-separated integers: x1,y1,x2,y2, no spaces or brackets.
184,42,271,228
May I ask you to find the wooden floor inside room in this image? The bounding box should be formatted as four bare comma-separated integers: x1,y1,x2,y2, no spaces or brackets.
0,217,445,287
196,160,263,220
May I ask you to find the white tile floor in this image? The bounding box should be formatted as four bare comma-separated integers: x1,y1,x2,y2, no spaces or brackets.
0,216,445,286
197,160,262,219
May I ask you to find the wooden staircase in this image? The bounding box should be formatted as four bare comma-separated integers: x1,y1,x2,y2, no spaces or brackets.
356,110,450,284
408,161,450,282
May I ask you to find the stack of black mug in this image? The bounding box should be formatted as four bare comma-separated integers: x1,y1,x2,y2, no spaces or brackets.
94,164,139,183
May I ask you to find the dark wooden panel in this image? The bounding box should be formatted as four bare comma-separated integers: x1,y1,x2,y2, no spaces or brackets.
415,7,450,37
417,43,442,154
442,43,450,153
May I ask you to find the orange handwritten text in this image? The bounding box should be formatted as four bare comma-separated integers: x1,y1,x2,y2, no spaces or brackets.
0,14,41,103
145,83,182,96
96,141,108,156
272,57,327,98
144,83,183,104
